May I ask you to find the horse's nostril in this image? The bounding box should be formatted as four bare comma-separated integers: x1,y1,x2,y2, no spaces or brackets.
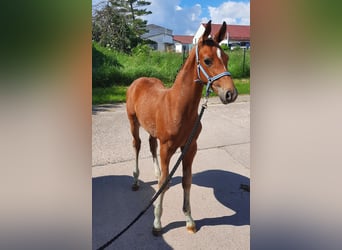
226,91,232,101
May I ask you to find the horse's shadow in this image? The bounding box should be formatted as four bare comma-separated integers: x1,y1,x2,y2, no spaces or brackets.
164,169,250,233
92,175,172,250
93,169,249,248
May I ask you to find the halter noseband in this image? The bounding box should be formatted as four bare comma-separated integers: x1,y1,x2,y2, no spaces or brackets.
195,43,231,97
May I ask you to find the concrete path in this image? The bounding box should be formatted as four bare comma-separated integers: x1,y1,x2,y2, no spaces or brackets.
92,95,250,249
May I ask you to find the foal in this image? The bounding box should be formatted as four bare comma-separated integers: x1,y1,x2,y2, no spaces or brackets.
126,20,238,235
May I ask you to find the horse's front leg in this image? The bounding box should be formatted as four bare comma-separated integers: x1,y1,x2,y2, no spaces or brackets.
152,142,174,236
181,141,198,233
149,135,161,181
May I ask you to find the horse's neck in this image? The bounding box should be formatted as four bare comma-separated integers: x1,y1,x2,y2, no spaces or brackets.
169,51,203,116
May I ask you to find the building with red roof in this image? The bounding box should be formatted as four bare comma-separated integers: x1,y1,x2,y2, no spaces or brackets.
141,22,250,52
173,35,194,53
193,23,250,50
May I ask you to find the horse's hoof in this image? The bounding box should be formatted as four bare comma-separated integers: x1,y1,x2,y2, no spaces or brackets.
186,225,197,234
131,183,139,191
152,227,162,237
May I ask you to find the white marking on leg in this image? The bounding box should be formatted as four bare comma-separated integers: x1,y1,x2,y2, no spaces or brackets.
133,155,139,186
153,192,164,231
153,156,161,180
183,189,195,231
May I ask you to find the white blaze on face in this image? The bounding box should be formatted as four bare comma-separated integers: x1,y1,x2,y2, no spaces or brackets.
216,47,222,60
216,47,227,70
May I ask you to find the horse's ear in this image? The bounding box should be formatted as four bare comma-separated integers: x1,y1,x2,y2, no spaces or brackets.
214,21,227,43
202,20,212,41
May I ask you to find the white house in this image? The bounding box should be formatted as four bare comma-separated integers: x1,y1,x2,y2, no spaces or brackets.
141,24,174,52
193,23,250,49
173,35,194,53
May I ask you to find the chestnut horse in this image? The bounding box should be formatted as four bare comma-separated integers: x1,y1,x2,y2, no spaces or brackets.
126,20,238,235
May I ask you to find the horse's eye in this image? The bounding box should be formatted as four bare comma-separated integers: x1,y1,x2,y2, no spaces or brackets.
204,58,212,66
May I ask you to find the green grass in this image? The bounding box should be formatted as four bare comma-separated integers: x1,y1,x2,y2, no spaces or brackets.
92,42,250,88
93,42,183,88
92,42,250,104
234,78,250,95
92,86,127,104
225,48,250,78
92,78,249,105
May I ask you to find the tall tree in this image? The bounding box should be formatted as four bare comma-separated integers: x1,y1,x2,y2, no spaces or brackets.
92,2,131,52
127,0,152,35
92,0,152,52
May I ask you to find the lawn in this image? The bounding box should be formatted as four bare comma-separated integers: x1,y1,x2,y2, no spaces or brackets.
92,78,250,105
92,42,250,105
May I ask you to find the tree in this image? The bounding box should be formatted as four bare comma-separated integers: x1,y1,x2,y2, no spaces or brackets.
127,1,152,35
92,2,131,52
92,0,152,52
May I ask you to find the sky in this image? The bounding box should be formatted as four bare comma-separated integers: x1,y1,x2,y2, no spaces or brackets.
92,0,250,35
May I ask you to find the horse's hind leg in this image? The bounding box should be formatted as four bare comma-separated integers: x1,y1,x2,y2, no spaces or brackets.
149,135,160,181
128,115,141,191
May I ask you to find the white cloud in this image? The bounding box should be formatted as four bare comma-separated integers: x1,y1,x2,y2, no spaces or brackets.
144,0,202,35
143,1,249,35
208,1,250,25
175,5,182,11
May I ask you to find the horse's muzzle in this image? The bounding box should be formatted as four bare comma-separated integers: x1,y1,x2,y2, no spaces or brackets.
218,87,238,104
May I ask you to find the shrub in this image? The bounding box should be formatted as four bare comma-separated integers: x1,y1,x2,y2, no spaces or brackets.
92,42,123,88
220,44,229,51
92,42,249,88
132,44,152,56
228,49,250,78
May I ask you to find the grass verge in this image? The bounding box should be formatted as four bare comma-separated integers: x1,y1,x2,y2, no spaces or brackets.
92,78,250,105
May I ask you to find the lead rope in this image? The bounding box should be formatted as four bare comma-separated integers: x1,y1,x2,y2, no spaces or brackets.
96,95,209,250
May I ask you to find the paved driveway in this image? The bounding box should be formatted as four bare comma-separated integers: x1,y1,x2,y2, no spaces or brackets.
92,95,250,249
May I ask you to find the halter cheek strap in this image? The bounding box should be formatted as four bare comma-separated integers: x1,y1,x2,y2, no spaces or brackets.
195,44,232,97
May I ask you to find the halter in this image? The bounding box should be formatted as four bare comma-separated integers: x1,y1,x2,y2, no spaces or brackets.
195,43,231,97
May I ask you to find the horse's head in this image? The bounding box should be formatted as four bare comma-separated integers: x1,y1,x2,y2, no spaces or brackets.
196,20,238,104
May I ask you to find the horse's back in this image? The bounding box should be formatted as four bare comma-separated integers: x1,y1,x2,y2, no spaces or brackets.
127,77,165,94
126,77,166,111
127,77,168,116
